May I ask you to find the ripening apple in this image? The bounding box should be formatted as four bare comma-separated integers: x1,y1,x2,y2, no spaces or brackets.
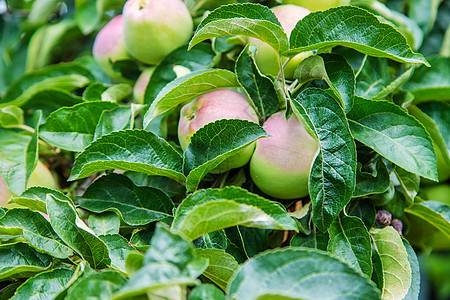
250,112,318,199
178,89,259,173
133,67,154,104
123,0,193,65
249,4,312,79
282,0,344,12
92,15,131,82
0,161,59,207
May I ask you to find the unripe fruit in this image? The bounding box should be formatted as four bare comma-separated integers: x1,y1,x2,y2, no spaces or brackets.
123,0,193,65
282,0,342,12
249,5,311,79
133,67,154,104
249,112,318,199
0,176,11,207
0,161,59,207
93,15,131,82
178,89,259,173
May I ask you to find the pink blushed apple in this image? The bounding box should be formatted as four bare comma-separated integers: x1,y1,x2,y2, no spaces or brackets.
249,4,312,79
178,89,259,173
250,111,318,199
93,15,131,82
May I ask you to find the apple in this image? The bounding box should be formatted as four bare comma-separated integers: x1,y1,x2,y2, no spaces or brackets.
0,176,11,207
0,160,59,207
249,111,318,199
178,89,259,173
282,0,345,12
249,5,312,79
133,67,154,104
92,15,132,83
123,0,193,65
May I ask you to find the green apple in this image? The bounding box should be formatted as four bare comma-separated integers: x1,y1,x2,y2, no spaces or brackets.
0,176,11,207
282,0,345,12
123,0,193,65
0,160,59,207
250,111,318,199
249,4,312,79
133,67,154,104
92,15,132,82
178,89,259,173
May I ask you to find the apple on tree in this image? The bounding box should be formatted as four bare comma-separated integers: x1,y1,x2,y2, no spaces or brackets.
250,112,318,199
249,4,312,79
178,89,259,173
92,15,131,83
122,0,194,65
282,0,345,12
133,67,154,104
0,161,59,207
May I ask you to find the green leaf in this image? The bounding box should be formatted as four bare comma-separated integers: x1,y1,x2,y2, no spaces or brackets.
189,284,225,300
189,3,288,53
0,106,23,127
144,43,216,105
394,166,420,205
404,56,450,102
125,252,144,278
294,54,355,113
0,242,52,281
172,186,298,240
0,208,73,259
101,84,133,102
193,230,228,250
39,101,119,152
195,248,239,291
403,240,421,300
113,224,207,299
46,195,110,269
184,119,269,192
228,247,380,300
235,45,278,120
286,6,429,66
93,105,143,141
349,200,376,230
10,186,73,213
408,105,450,168
78,173,174,226
371,248,384,291
143,69,239,126
88,212,120,235
291,88,357,232
66,270,127,300
0,128,37,195
347,97,438,181
405,201,450,239
357,0,424,51
69,130,185,183
290,231,329,251
409,0,442,35
370,226,412,300
0,62,93,108
10,268,74,300
99,234,137,275
21,88,82,119
25,19,81,72
328,214,372,277
355,57,415,100
225,226,270,258
354,159,390,198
